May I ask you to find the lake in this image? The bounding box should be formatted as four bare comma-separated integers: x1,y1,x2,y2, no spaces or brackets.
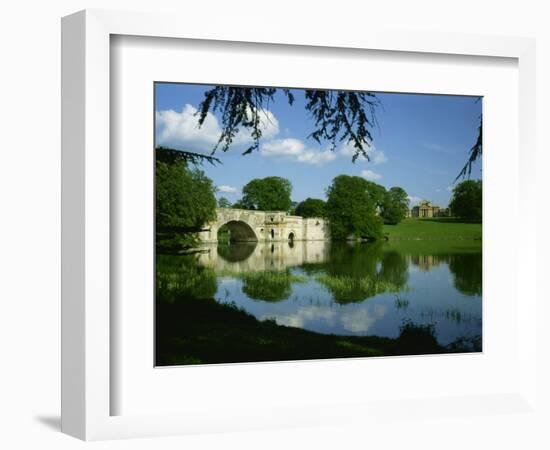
156,239,482,364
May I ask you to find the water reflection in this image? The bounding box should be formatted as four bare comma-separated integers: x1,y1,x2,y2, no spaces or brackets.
161,239,482,348
156,254,217,303
449,254,482,296
406,252,482,296
198,239,330,273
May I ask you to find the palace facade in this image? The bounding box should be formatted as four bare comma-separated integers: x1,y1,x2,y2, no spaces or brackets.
408,200,451,218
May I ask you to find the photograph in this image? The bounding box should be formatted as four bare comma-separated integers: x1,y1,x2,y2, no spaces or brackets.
154,83,483,366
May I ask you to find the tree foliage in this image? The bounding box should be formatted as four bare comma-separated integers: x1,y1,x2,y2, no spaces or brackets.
364,181,387,209
156,146,221,166
449,179,482,222
190,86,482,181
197,86,380,161
232,199,247,209
325,175,383,240
381,187,410,225
456,98,483,180
217,196,232,208
294,198,326,218
156,151,217,250
240,176,293,211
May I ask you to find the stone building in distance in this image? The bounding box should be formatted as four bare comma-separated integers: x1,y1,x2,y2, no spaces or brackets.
408,200,451,218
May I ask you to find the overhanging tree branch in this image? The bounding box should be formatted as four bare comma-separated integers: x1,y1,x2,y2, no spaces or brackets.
455,116,482,181
196,86,380,161
155,146,221,166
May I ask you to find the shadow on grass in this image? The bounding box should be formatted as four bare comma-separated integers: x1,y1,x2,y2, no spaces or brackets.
156,295,480,366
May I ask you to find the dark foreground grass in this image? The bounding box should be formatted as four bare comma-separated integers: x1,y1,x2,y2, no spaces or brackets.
383,218,482,241
156,295,478,366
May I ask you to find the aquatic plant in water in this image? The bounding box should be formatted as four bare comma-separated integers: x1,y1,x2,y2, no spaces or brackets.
315,274,403,303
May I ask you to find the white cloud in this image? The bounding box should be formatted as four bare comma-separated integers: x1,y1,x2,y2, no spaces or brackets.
217,185,238,194
156,104,219,151
360,169,382,181
261,138,304,157
260,138,337,165
340,142,387,165
155,103,279,153
407,195,421,205
423,142,444,151
371,150,388,165
423,142,457,155
241,108,279,141
447,185,454,192
297,150,337,164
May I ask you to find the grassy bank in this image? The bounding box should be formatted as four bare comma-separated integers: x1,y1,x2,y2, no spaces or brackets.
383,218,482,241
156,295,478,366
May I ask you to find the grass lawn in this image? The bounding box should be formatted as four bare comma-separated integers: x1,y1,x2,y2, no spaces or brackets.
383,218,482,241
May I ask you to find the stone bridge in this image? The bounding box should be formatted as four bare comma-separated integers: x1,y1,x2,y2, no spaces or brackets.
198,208,329,243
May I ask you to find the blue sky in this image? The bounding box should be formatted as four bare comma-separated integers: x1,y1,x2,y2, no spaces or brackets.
155,83,482,207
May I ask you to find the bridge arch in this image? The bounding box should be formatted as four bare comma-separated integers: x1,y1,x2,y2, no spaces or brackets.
220,220,259,242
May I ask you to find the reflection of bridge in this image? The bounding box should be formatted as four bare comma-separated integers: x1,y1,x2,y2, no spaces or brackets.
198,208,329,244
198,240,330,273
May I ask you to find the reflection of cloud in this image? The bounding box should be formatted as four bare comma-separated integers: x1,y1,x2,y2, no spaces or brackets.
263,304,387,335
339,305,386,333
261,307,337,329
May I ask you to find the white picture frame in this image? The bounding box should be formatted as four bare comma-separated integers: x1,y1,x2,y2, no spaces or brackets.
61,9,538,441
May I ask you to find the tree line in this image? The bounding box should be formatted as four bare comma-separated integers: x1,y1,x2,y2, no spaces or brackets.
221,174,410,240
157,148,410,249
156,147,481,252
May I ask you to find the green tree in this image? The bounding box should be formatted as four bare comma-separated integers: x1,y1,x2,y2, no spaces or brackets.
217,196,231,208
232,199,247,209
295,198,326,218
364,181,387,209
381,187,409,225
325,175,383,240
449,180,482,222
240,176,293,211
156,150,217,250
289,200,299,215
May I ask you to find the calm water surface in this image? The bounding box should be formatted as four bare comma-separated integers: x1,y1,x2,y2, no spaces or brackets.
190,240,482,346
